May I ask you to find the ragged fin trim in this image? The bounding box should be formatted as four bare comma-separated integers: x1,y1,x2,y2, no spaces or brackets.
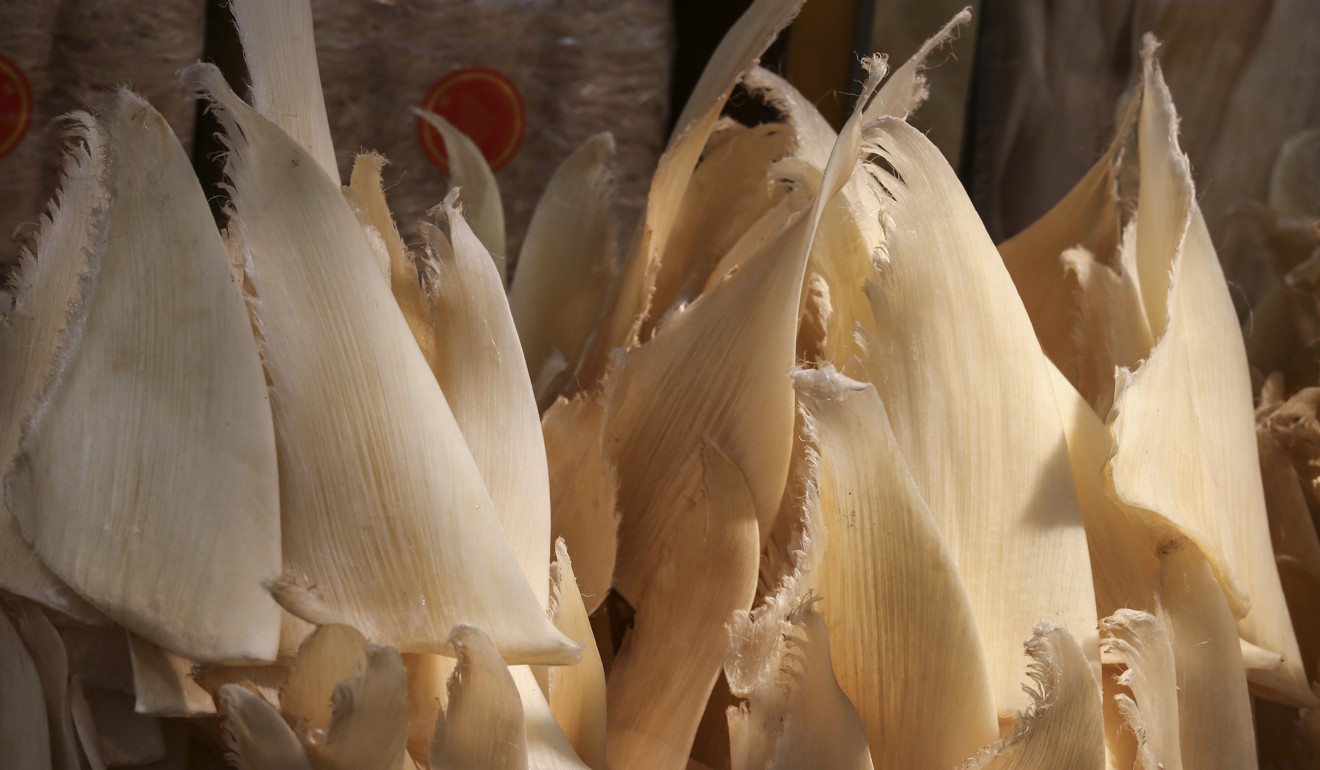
864,8,973,121
216,684,313,770
415,110,507,273
958,623,1104,769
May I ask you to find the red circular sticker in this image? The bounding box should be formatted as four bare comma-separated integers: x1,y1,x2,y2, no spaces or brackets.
0,54,33,158
418,67,525,173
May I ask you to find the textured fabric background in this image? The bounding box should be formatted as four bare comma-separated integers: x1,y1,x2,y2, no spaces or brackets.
312,0,673,266
0,0,205,272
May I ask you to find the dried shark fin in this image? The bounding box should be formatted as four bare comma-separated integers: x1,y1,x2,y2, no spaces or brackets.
68,676,107,770
431,624,529,770
127,635,216,717
1059,238,1153,417
185,63,578,665
1154,542,1258,769
11,600,82,770
509,133,618,407
1100,610,1182,770
727,599,875,770
402,653,455,766
700,167,814,285
604,191,807,605
1049,357,1190,768
724,475,873,770
959,624,1105,770
1105,41,1313,706
0,605,52,770
647,119,793,329
6,90,282,663
605,440,762,770
580,0,805,382
543,393,619,616
422,198,552,609
801,191,883,372
860,116,1098,716
306,645,410,770
736,68,882,371
547,539,608,770
602,69,882,768
1047,364,1159,620
217,684,313,770
510,665,592,770
756,403,816,603
230,0,339,184
280,624,369,735
342,154,432,365
608,52,880,603
794,366,999,769
406,645,583,770
0,115,108,627
416,111,507,273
